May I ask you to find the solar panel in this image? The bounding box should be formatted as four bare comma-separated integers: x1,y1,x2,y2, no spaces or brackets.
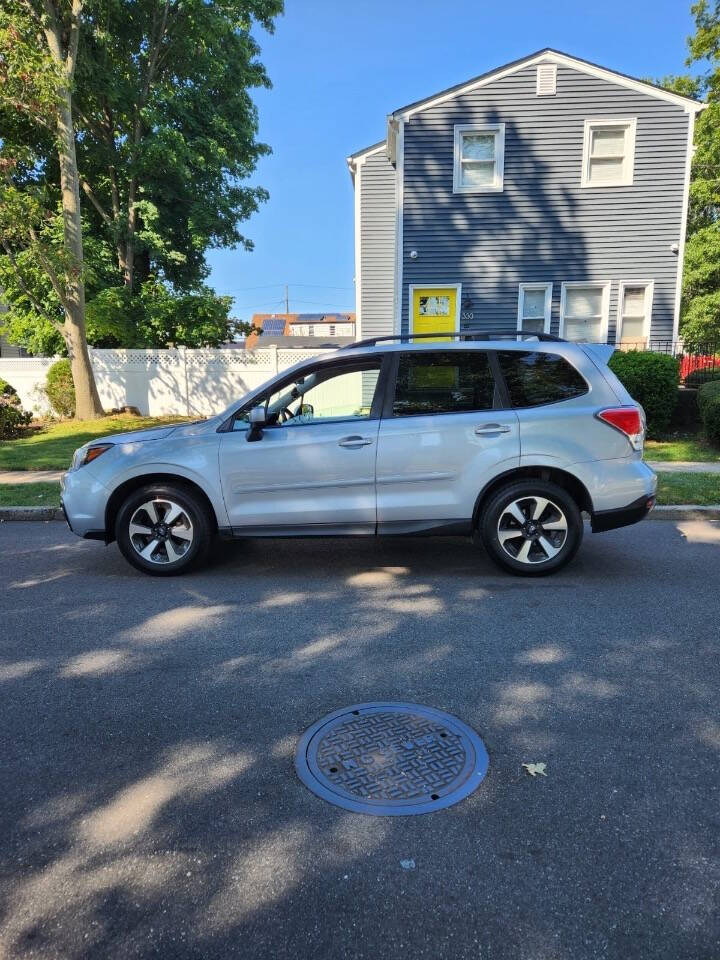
262,318,286,335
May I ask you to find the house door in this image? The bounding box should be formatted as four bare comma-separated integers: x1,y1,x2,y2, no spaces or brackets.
411,286,460,341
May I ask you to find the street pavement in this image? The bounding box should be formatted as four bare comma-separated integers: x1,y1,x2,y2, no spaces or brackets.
1,520,719,960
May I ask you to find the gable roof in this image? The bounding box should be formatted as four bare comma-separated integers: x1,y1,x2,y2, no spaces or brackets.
390,48,705,120
347,48,705,177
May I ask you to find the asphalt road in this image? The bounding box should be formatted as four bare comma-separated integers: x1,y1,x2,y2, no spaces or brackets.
1,520,719,960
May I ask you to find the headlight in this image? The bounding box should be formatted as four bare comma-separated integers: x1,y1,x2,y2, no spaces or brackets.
74,443,114,468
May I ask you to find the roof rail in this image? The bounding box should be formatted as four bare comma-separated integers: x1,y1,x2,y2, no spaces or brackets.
343,329,566,350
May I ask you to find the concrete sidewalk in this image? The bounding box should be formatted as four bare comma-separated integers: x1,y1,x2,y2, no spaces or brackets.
646,460,720,473
0,470,64,484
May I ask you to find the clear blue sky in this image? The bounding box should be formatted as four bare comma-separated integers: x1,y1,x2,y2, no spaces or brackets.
207,0,697,321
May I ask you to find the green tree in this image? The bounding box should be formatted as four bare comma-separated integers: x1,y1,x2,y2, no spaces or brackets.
1,1,104,418
73,0,281,292
0,0,282,411
662,2,720,345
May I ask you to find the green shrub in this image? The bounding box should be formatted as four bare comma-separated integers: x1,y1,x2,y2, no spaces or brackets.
0,378,32,439
608,351,680,438
702,395,720,447
698,380,720,419
45,359,75,418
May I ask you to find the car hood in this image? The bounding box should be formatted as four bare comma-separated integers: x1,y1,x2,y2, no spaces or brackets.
96,418,222,447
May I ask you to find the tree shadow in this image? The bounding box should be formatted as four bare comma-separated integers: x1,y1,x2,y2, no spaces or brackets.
1,521,719,958
402,110,588,335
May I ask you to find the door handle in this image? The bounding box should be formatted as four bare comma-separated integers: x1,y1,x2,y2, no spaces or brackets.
474,423,512,435
338,435,374,448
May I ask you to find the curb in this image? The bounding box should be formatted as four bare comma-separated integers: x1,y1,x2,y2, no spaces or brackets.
648,505,720,521
0,507,65,522
1,506,719,523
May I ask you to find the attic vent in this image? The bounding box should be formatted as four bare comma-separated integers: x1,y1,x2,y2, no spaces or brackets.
536,63,557,96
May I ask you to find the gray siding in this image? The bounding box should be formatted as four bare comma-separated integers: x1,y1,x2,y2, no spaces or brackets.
400,62,689,340
358,149,396,340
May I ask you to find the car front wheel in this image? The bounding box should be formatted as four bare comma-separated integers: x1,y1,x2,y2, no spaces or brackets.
115,483,213,576
479,480,583,576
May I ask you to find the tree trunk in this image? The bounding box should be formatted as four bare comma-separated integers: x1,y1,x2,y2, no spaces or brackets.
56,90,104,419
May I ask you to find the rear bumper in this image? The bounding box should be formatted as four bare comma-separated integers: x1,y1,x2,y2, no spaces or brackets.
591,493,656,533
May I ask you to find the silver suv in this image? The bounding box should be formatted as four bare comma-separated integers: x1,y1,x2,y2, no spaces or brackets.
61,332,657,577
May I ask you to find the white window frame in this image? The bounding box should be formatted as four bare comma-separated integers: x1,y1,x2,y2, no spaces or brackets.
581,118,637,188
615,280,654,347
517,283,553,335
559,282,611,343
453,124,505,194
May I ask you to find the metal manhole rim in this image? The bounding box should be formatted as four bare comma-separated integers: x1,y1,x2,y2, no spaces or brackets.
294,701,489,817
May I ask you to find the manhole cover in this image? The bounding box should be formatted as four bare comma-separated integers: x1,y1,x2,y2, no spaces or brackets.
295,702,489,815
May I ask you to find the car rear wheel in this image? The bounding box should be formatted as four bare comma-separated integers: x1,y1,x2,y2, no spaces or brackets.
115,483,213,576
479,479,583,576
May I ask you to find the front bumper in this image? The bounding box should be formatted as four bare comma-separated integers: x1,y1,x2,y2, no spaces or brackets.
591,493,656,533
60,467,109,539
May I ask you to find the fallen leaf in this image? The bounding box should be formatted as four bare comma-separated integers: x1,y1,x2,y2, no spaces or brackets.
522,762,547,778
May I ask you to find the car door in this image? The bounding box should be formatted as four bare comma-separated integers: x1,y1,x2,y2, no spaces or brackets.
219,356,386,534
375,348,520,531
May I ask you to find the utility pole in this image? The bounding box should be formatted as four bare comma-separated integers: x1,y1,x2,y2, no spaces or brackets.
285,284,289,317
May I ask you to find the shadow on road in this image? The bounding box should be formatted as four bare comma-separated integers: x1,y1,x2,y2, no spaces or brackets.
1,522,719,959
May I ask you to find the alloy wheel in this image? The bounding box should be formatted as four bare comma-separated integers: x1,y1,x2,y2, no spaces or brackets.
497,496,568,565
128,498,194,565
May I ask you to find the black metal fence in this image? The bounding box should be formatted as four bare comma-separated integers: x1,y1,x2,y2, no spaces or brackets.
617,340,720,386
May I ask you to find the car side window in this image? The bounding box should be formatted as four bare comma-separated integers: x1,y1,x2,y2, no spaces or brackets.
233,360,381,430
392,351,495,417
497,351,588,407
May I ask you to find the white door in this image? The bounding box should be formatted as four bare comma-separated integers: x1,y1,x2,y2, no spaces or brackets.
376,350,520,529
219,358,383,533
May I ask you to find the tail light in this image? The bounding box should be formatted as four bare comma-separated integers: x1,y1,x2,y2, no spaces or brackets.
596,407,644,451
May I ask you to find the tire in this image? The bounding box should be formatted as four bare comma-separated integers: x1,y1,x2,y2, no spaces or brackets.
479,479,583,577
115,483,213,576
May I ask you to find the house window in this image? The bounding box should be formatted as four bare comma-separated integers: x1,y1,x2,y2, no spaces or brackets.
560,283,610,342
517,283,552,335
617,281,653,347
453,124,505,193
581,119,636,187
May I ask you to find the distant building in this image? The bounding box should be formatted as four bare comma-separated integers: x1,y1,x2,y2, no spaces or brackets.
246,312,356,349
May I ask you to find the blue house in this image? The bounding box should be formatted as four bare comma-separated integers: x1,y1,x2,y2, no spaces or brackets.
348,49,704,347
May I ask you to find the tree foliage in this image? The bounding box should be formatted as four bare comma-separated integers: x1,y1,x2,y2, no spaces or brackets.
72,0,282,291
86,281,249,348
0,0,282,367
662,2,720,345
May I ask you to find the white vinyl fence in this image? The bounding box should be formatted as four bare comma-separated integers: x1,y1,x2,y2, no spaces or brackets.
0,346,334,418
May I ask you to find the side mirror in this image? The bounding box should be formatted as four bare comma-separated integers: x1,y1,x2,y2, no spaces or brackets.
246,405,266,442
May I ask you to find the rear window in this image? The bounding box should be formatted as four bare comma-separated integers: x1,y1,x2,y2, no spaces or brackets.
497,351,588,407
393,350,495,416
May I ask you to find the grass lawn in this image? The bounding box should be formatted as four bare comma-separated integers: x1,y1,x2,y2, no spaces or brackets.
0,415,191,471
655,472,720,506
645,435,720,462
1,474,719,510
0,482,61,507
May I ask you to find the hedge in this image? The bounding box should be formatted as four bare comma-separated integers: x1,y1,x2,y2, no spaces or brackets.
607,351,679,439
697,379,720,419
0,377,32,439
44,359,75,418
684,368,720,389
702,395,720,447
